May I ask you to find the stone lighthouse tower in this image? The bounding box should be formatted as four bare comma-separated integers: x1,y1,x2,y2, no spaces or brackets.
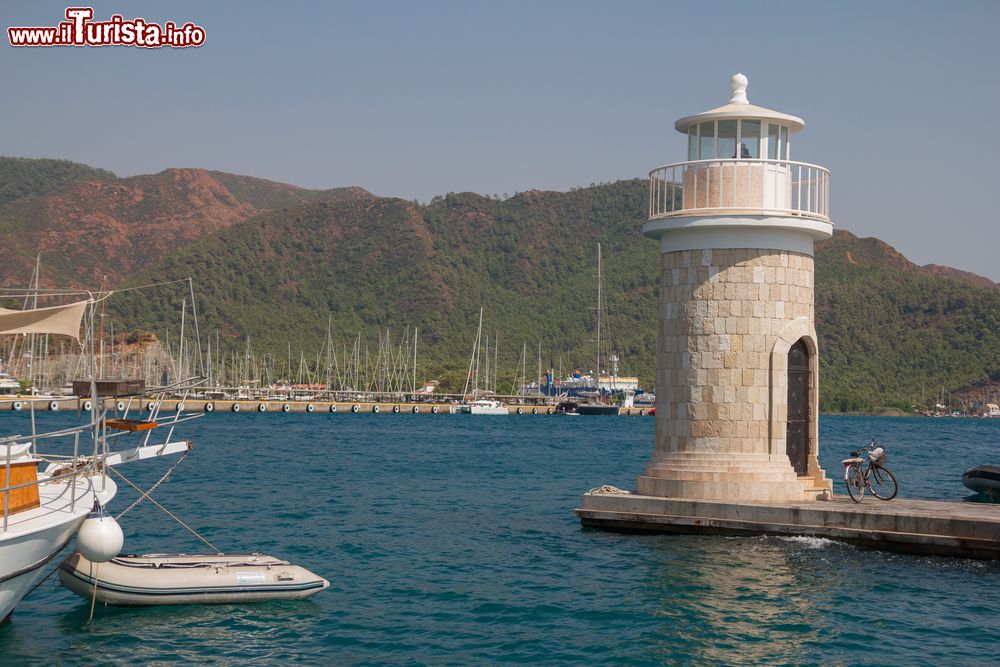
637,74,833,502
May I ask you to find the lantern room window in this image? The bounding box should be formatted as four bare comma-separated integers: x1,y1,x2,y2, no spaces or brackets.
740,120,760,158
689,120,768,160
718,120,737,159
699,121,715,160
767,123,789,160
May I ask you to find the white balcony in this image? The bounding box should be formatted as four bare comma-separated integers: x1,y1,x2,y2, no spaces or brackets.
648,159,830,223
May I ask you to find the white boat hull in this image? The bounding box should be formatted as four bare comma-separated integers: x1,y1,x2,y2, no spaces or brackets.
467,406,509,415
1,441,185,620
459,400,509,415
0,513,87,621
59,553,330,606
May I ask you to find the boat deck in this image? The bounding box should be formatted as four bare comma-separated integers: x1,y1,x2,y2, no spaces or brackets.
576,492,1000,559
1,475,109,536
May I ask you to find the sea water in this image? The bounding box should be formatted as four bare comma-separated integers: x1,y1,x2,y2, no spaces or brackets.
1,413,998,665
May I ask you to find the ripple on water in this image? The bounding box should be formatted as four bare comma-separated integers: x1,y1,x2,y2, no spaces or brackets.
0,413,997,664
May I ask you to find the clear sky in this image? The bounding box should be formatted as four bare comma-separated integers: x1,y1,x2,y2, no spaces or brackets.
3,0,998,279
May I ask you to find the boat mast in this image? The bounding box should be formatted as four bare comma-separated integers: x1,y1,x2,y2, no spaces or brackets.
596,243,602,391
537,342,542,397
462,308,483,399
187,277,205,378
178,298,186,382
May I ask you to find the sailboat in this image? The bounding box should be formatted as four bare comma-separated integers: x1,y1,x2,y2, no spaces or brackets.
0,295,194,622
577,244,622,416
458,309,508,415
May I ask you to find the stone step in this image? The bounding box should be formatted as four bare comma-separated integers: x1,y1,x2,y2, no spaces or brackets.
646,464,803,475
662,453,783,461
647,471,804,483
636,476,813,503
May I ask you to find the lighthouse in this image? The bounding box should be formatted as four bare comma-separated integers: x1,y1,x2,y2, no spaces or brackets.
638,74,833,502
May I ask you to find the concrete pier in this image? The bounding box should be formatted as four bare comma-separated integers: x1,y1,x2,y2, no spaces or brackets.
576,492,1000,559
0,397,653,416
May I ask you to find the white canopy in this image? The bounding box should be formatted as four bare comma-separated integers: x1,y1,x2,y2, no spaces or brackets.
0,300,89,339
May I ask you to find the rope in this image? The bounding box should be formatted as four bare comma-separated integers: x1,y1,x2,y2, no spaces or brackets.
22,451,202,612
109,466,221,554
115,449,190,518
587,484,632,495
99,277,192,296
87,562,99,624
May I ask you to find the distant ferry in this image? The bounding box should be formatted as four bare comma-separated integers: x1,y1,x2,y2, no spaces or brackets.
458,399,509,415
521,369,642,400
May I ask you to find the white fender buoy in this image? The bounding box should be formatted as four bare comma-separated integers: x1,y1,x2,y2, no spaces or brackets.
431,406,439,414
116,401,126,412
49,401,60,411
639,409,645,416
205,402,215,412
351,404,359,413
306,403,314,413
175,401,186,412
547,408,554,415
146,401,156,411
282,403,291,413
372,405,380,413
392,405,400,413
532,408,537,415
232,403,241,412
412,406,420,414
258,403,267,412
329,404,338,413
12,401,22,411
516,407,523,415
82,400,93,411
76,502,124,563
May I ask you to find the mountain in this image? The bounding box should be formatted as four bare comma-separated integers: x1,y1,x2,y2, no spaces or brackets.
814,230,1000,411
112,182,658,390
0,157,116,208
921,264,999,291
1,158,997,411
0,158,370,287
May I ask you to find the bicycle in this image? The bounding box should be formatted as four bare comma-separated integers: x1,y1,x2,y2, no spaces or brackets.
842,438,898,502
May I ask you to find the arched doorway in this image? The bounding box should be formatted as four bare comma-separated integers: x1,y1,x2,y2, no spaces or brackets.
786,339,810,475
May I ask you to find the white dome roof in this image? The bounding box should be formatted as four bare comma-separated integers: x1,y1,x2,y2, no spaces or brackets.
674,74,805,134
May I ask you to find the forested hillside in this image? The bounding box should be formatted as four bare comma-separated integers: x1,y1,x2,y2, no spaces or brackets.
2,158,997,411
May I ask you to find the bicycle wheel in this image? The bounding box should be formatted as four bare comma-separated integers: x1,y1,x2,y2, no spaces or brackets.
869,465,898,500
845,464,864,502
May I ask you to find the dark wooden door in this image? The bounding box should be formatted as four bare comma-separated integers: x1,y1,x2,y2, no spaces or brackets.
786,339,810,476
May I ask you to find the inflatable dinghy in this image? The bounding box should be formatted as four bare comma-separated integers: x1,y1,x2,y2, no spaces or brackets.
962,465,1000,500
59,552,329,606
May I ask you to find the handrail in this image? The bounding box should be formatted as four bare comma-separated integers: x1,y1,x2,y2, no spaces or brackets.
648,158,830,222
648,157,830,174
1,391,201,533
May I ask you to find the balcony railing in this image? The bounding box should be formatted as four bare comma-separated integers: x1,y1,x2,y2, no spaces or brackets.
648,159,830,222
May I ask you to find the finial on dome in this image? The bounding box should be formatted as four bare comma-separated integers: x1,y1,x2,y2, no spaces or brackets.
730,73,749,104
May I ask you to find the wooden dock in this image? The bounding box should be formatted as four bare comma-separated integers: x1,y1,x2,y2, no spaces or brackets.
576,492,1000,559
0,397,652,416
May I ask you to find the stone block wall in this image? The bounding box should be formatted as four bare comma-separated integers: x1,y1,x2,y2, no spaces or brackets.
637,247,830,501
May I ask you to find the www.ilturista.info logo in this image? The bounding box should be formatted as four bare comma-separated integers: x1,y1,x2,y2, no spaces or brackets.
8,7,205,48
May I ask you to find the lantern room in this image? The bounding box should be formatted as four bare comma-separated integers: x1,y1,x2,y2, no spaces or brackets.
647,73,830,227
677,73,802,162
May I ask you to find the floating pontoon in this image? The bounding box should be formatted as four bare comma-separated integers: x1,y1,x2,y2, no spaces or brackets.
59,552,329,606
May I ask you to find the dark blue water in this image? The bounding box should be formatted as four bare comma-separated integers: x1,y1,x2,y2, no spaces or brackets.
1,413,998,665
